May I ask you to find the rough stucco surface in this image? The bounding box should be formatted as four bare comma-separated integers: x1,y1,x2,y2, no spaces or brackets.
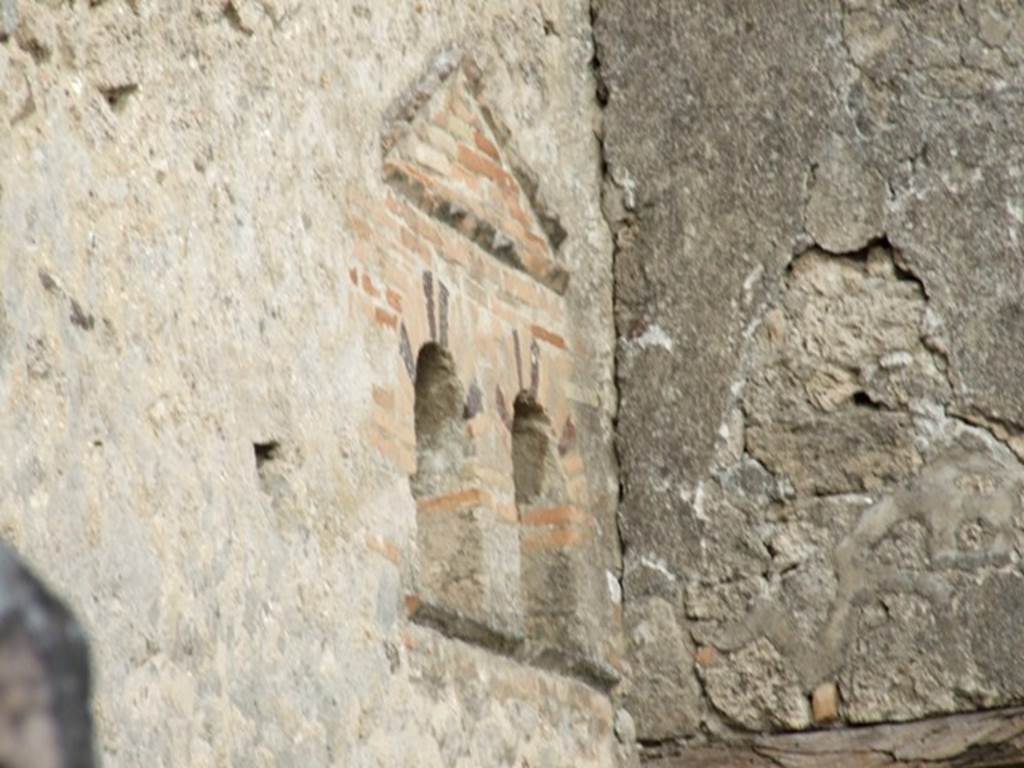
597,0,1024,750
8,0,1024,762
0,1,623,765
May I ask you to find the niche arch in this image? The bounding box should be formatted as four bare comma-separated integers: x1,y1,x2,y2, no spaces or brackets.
407,341,524,649
411,343,470,499
511,389,609,681
348,50,617,679
512,391,570,509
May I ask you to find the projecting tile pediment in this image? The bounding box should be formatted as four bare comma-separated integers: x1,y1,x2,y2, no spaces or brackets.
381,51,569,295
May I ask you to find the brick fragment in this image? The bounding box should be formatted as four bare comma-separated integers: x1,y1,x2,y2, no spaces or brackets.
408,141,451,176
348,214,373,239
457,145,515,190
366,533,401,565
812,682,840,725
374,307,398,330
400,227,432,263
561,452,585,479
531,323,567,350
372,385,394,410
404,595,422,617
451,164,483,193
422,122,458,157
417,487,490,514
365,424,415,473
508,201,532,230
521,526,584,552
386,288,403,312
695,646,717,668
520,505,585,527
373,407,415,446
474,130,500,160
495,503,519,523
445,114,474,142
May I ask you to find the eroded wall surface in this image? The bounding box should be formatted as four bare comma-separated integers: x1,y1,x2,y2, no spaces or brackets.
0,1,623,765
596,0,1024,749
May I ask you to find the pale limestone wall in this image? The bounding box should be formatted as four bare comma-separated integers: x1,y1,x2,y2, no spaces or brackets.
0,2,622,765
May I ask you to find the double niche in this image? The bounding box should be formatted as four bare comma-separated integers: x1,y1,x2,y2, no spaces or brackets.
408,341,609,685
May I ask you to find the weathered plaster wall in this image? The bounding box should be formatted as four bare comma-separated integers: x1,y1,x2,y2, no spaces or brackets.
10,0,1024,762
0,1,623,765
596,0,1024,757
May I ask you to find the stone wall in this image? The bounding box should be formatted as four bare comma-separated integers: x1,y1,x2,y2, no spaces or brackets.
0,1,623,765
596,0,1024,760
7,0,1024,764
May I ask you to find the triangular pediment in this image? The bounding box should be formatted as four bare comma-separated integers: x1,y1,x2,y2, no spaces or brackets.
382,53,569,294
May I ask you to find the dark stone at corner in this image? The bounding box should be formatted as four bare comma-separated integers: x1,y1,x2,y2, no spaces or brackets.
0,542,95,768
0,0,17,41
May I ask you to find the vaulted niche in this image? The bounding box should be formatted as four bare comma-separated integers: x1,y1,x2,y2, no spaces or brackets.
409,343,524,649
412,343,467,498
361,52,614,681
512,393,569,508
512,391,598,676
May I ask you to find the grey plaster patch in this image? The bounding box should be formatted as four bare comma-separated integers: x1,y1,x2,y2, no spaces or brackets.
805,137,886,254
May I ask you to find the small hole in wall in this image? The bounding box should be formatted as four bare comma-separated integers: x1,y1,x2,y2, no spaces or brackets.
19,36,51,64
851,391,881,409
99,83,138,114
223,0,254,36
253,441,280,469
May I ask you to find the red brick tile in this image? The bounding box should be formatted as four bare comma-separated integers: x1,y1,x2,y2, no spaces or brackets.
362,273,379,298
372,385,394,410
521,527,584,553
417,487,490,514
520,505,585,526
386,288,403,312
457,145,515,190
531,323,567,350
474,130,500,161
375,307,398,330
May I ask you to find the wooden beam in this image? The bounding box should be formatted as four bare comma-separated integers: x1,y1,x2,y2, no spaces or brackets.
643,707,1024,767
